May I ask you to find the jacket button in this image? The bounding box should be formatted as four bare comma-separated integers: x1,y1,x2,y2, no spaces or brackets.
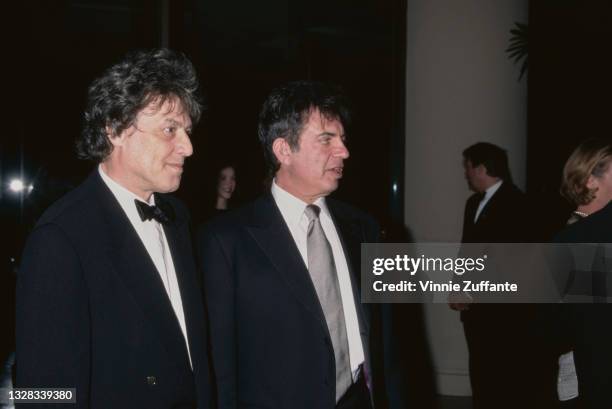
146,376,157,386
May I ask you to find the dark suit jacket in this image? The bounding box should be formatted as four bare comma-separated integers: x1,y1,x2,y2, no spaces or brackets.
554,201,612,409
460,181,528,322
460,181,558,407
16,171,211,409
196,194,410,409
461,181,527,244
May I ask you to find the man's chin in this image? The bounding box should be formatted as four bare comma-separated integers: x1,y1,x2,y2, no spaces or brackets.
322,180,340,195
157,179,181,194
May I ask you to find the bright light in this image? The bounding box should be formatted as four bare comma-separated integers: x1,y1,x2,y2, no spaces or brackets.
392,183,398,194
29,184,34,192
9,179,25,192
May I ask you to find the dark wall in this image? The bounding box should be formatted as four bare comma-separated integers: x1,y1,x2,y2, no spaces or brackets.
527,0,612,237
181,0,406,227
3,0,406,230
1,0,414,390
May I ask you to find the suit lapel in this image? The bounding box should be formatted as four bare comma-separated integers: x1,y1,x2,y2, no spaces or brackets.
92,176,191,368
158,197,207,370
246,195,330,338
327,201,372,347
474,183,508,226
465,189,495,242
158,195,199,357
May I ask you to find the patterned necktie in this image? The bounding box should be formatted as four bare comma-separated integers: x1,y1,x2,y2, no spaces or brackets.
304,204,352,402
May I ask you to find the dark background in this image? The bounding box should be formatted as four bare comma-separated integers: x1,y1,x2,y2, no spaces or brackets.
2,0,612,402
528,0,612,236
1,0,406,230
1,0,411,393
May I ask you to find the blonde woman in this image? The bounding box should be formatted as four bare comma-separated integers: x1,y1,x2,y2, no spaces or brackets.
556,138,612,408
561,138,612,224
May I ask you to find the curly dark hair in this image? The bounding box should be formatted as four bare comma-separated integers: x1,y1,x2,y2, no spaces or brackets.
77,48,203,162
258,81,351,176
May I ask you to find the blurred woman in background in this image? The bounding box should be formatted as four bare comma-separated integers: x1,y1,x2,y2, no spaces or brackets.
555,138,612,408
561,139,612,224
215,164,237,213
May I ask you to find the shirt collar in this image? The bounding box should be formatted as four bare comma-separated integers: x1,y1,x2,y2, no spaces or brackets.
271,180,328,227
98,165,156,223
483,179,503,201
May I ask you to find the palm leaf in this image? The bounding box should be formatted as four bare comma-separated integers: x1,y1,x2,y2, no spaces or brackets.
506,22,528,81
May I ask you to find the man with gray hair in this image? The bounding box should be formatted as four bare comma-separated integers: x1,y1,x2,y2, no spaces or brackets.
16,49,211,409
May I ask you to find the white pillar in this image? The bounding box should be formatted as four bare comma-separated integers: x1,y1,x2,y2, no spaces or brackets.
404,0,528,396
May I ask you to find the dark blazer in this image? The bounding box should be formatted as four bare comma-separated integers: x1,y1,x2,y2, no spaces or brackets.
460,181,558,408
461,181,527,244
196,194,410,409
554,201,612,409
460,181,528,322
16,171,211,409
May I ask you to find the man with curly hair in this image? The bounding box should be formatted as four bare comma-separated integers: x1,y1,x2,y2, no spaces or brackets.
16,49,211,409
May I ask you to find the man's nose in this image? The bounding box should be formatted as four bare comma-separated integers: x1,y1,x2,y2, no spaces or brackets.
177,130,193,157
335,139,350,159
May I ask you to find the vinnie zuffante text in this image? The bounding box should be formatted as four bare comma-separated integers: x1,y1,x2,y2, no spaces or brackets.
370,255,518,293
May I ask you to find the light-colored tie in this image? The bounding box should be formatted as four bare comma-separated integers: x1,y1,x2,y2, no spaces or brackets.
304,204,352,402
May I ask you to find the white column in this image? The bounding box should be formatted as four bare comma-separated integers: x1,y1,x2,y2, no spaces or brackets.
404,0,528,395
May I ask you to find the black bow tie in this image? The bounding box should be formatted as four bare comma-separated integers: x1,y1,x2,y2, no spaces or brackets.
134,199,174,224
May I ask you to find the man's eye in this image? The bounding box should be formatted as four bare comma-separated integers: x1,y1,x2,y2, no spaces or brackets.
163,127,176,135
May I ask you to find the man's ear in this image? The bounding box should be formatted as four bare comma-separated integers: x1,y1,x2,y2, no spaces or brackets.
272,138,292,166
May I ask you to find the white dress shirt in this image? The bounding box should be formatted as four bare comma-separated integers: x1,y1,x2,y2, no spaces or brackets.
98,166,192,367
271,180,365,381
474,179,503,223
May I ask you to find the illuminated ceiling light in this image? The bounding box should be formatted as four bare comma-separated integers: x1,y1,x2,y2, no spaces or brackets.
9,179,25,192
